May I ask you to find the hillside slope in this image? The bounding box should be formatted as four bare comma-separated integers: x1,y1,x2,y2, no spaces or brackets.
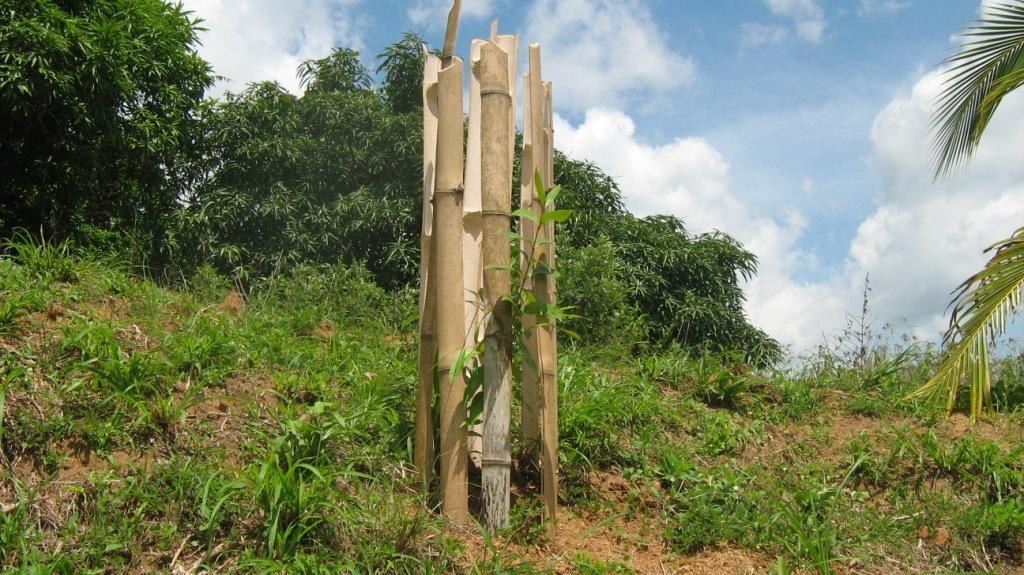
1,239,1023,574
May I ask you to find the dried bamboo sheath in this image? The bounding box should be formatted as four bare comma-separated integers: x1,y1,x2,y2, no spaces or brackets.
415,52,442,493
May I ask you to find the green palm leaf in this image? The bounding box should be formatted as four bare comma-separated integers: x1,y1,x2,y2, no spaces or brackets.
932,1,1024,179
908,226,1024,416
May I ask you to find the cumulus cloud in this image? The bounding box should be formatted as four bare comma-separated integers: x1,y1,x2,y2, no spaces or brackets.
553,109,824,348
181,0,365,96
407,0,498,30
746,68,1024,349
740,23,789,50
762,0,826,43
857,0,911,17
553,66,1024,352
522,0,695,112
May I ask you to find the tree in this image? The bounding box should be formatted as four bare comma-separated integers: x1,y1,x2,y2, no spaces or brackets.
175,45,422,288
181,33,780,364
377,31,429,115
549,153,782,366
0,0,212,252
908,1,1024,416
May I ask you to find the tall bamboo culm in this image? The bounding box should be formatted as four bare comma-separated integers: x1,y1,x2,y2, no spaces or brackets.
478,37,515,530
434,54,469,525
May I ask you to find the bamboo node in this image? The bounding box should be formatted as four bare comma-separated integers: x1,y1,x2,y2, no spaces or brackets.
481,458,512,466
434,184,465,196
481,209,511,217
480,88,512,99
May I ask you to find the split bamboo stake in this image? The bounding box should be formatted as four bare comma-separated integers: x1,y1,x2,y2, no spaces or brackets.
441,0,462,65
519,48,542,457
415,51,443,493
478,39,514,530
434,54,469,524
465,39,485,469
538,79,558,524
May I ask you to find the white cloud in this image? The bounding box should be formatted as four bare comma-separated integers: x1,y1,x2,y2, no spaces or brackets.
522,0,695,112
553,109,822,348
857,0,911,17
740,23,789,50
407,0,498,29
747,68,1024,350
763,0,826,43
552,65,1024,353
181,0,365,96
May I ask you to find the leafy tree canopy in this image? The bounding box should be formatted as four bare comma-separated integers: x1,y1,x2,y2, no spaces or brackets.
0,0,213,249
177,36,779,362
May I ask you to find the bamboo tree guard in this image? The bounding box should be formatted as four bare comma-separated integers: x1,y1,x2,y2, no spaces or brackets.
434,54,469,524
519,52,541,459
416,1,556,530
464,38,485,469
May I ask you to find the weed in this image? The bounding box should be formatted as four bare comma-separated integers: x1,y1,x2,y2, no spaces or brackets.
5,230,82,283
774,487,841,575
770,376,822,420
503,497,549,547
689,352,758,409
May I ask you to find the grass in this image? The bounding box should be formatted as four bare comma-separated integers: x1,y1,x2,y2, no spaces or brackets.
0,235,1023,573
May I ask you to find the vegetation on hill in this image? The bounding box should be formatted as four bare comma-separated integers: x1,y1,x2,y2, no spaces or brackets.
2,1,1024,573
0,4,779,363
0,238,1023,573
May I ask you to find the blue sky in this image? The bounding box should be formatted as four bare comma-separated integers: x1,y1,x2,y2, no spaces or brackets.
182,0,1024,351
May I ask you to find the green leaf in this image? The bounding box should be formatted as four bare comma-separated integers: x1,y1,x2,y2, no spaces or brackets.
512,207,538,223
545,184,561,208
907,226,1024,417
534,169,546,205
932,3,1024,178
540,209,572,225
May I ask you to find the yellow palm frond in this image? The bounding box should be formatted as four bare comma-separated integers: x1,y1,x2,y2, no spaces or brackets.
908,227,1024,416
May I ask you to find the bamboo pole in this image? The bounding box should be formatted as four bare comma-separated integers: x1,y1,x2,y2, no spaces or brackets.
415,51,443,493
478,39,514,530
538,79,558,524
519,46,543,457
441,0,462,65
465,39,485,469
434,55,469,525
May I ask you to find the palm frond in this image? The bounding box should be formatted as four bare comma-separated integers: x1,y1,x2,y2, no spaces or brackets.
907,226,1024,416
932,1,1024,180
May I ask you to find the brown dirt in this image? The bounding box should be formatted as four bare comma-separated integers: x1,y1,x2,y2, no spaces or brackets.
457,469,775,574
457,507,775,574
190,371,275,445
218,289,245,317
936,413,1024,448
